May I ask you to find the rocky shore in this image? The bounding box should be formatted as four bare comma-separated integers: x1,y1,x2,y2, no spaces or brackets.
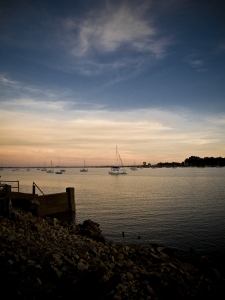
1,206,225,299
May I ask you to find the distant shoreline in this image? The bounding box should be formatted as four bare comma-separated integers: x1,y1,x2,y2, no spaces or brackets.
1,165,224,169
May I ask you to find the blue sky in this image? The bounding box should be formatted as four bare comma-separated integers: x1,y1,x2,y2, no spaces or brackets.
0,0,225,167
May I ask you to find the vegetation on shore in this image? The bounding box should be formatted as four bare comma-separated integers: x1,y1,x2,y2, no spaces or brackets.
1,156,225,169
142,156,225,168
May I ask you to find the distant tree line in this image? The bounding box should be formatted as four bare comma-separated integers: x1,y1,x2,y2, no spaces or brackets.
142,161,181,168
184,156,225,167
142,156,225,167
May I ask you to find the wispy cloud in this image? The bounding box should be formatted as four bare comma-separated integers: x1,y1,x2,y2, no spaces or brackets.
184,53,207,72
1,95,224,165
58,1,172,79
1,1,172,82
189,59,204,67
0,74,75,104
64,3,158,55
0,75,19,86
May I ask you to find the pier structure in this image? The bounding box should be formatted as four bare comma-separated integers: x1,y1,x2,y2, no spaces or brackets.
0,182,75,217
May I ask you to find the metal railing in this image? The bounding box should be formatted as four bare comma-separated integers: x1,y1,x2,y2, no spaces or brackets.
33,182,44,195
0,180,19,192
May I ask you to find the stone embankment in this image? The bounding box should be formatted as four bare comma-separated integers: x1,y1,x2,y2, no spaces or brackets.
0,206,225,299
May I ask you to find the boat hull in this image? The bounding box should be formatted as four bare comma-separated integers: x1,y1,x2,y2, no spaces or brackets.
109,146,127,175
109,167,127,175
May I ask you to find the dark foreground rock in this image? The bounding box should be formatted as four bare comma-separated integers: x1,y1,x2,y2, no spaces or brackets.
0,207,225,299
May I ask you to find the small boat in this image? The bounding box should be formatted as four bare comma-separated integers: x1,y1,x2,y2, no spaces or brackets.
109,146,127,175
55,170,63,174
130,161,138,170
41,162,47,171
80,159,88,172
216,161,221,168
47,161,54,173
60,162,66,172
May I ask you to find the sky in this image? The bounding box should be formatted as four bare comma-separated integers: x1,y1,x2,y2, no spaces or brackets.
0,0,225,167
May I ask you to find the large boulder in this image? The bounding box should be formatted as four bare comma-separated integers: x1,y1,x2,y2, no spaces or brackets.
77,219,108,244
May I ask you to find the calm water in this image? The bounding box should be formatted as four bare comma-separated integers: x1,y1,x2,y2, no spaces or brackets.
1,167,225,259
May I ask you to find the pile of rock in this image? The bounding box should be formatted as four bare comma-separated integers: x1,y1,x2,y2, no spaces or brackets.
0,206,225,299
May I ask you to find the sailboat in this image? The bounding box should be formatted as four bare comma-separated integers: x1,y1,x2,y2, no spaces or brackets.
216,160,221,168
109,146,127,175
60,162,66,172
80,159,88,172
46,161,54,173
41,162,47,171
55,158,63,174
130,161,138,170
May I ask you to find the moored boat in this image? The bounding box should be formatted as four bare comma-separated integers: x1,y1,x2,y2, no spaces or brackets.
46,161,54,173
55,170,63,174
130,161,138,170
109,146,127,175
80,159,88,172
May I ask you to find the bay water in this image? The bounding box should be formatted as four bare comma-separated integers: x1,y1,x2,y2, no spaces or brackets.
1,167,225,259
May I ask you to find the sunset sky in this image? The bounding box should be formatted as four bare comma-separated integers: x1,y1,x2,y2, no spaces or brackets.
0,0,225,167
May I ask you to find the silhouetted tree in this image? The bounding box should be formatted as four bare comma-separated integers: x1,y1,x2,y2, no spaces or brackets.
184,156,225,167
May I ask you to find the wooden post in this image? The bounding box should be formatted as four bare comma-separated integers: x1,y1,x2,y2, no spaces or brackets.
66,187,75,212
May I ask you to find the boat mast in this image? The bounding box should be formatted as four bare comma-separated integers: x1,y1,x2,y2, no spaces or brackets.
116,145,119,166
118,153,126,169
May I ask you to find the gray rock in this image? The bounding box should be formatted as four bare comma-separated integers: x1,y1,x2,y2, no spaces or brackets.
0,206,225,300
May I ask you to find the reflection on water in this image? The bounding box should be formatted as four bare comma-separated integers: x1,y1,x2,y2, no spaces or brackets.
1,167,225,258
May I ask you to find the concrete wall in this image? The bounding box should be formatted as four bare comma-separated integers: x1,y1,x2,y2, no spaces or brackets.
4,185,75,217
37,192,68,216
10,191,38,201
37,187,75,216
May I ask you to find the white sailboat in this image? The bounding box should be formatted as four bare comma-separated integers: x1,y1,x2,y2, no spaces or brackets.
55,158,63,174
41,162,47,171
109,146,127,175
216,160,221,168
46,161,54,173
60,161,66,172
130,161,138,170
80,159,88,172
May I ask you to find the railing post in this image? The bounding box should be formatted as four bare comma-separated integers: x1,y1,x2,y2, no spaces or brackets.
32,182,35,195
